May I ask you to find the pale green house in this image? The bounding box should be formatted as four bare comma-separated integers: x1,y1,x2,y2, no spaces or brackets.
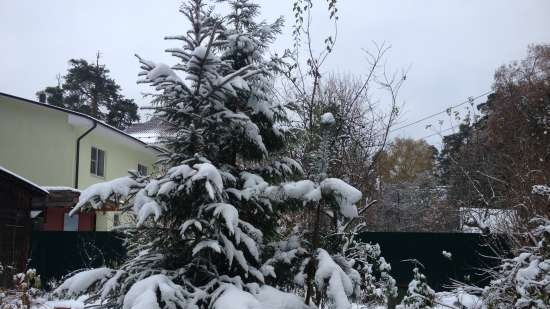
0,92,162,231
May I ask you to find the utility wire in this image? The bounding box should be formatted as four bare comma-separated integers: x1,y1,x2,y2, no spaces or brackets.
421,127,455,140
390,90,492,133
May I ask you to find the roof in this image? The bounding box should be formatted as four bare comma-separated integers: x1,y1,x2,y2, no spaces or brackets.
125,116,174,144
0,166,49,196
0,92,163,154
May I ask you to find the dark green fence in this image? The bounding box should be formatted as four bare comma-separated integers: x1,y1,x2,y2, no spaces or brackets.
356,232,506,289
29,231,505,289
29,232,125,284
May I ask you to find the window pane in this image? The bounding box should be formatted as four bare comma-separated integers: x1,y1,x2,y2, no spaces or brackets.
97,149,105,177
90,147,97,174
113,213,120,227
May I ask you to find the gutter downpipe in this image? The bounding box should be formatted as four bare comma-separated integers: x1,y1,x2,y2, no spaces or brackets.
74,120,97,189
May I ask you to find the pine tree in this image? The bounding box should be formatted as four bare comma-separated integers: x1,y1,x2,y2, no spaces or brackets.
37,54,139,130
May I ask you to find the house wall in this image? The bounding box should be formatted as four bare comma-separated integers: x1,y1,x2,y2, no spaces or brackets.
77,130,157,189
0,96,77,187
95,211,135,231
0,95,158,189
0,94,159,231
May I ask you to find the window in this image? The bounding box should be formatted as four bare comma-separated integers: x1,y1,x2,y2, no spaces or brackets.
137,163,148,176
64,213,79,231
90,147,105,177
113,213,120,227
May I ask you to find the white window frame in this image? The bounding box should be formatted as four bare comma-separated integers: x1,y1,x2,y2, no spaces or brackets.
90,146,106,177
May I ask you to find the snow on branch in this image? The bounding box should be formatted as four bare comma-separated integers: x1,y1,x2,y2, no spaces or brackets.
54,267,114,297
206,203,239,234
265,177,362,218
315,249,357,309
192,163,224,199
70,177,143,216
122,275,187,309
213,286,260,309
532,184,550,199
320,178,362,218
213,285,311,309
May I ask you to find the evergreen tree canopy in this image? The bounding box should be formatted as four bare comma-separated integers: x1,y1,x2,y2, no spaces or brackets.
56,2,371,309
37,56,139,130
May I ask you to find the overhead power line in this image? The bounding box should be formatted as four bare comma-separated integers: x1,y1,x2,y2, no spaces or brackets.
390,90,492,133
421,127,455,140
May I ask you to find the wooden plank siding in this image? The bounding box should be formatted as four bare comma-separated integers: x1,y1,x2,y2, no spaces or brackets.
0,173,46,286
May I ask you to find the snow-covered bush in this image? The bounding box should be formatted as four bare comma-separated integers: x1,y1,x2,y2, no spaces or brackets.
346,242,397,306
481,217,550,309
397,267,436,309
532,184,550,200
261,110,397,309
1,269,43,309
436,291,483,309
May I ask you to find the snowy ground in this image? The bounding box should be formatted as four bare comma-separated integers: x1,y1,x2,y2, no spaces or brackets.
1,292,88,309
0,293,482,309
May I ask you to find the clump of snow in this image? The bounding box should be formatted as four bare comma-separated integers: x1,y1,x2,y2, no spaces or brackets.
532,184,550,199
193,240,222,256
36,295,90,309
241,172,268,189
123,275,186,309
436,291,483,309
192,45,208,59
283,180,316,200
207,203,239,234
316,249,355,309
133,188,164,226
55,268,113,296
146,62,182,83
254,285,310,309
213,286,260,309
42,186,81,193
211,284,310,309
460,207,516,234
192,163,224,199
320,178,362,218
442,251,452,260
265,177,361,218
320,112,335,125
71,177,142,215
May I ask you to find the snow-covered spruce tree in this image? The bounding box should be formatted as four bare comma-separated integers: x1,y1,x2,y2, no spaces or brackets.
54,1,315,309
396,267,436,309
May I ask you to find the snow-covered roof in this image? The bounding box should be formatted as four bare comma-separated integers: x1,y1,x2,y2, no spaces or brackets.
42,186,81,193
125,117,174,145
0,165,49,195
0,92,163,155
459,207,516,233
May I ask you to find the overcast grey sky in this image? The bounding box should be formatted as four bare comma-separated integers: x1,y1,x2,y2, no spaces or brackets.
1,0,549,145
